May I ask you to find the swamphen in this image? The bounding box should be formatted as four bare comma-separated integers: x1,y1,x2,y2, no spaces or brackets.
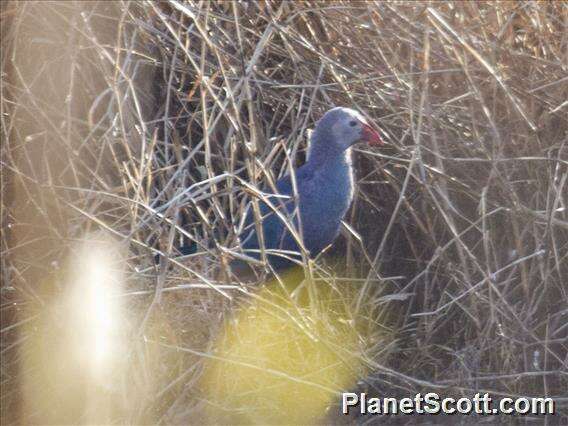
234,107,384,275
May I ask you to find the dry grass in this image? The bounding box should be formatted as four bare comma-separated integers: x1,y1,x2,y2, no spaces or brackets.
2,1,567,424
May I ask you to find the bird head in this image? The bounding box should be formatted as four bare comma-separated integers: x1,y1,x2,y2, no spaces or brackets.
309,107,384,160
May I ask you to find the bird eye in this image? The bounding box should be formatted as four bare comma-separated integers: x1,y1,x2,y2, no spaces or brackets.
349,120,358,127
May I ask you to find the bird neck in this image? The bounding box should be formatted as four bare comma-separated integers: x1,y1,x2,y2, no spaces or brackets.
307,133,352,169
307,146,352,173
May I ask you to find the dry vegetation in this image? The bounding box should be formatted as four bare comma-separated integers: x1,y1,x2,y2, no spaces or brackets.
2,1,567,424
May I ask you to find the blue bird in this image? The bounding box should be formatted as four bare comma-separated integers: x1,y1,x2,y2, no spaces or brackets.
234,107,384,275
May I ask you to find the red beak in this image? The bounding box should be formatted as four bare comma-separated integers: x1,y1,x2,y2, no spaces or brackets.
361,123,385,146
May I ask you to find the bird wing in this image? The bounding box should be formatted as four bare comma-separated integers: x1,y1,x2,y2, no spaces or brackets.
274,163,316,197
239,164,317,267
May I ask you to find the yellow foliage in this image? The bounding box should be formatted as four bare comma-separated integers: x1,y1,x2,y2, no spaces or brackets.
203,269,374,425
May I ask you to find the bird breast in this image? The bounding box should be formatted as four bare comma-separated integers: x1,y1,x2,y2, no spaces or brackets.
299,156,354,254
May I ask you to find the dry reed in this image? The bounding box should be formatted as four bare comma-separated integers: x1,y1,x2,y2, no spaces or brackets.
2,1,567,424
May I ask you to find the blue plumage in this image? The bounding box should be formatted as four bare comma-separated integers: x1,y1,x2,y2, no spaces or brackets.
235,107,384,273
